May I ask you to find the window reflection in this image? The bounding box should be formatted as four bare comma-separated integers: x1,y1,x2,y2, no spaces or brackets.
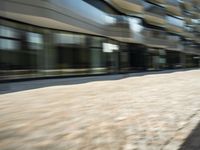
168,35,180,41
52,0,116,25
55,33,85,45
128,17,143,33
27,32,43,50
0,26,20,50
54,32,88,70
27,32,43,44
166,0,180,5
0,39,20,50
143,1,165,16
103,43,119,53
91,37,103,47
0,26,19,38
55,33,74,44
166,16,184,27
73,34,85,45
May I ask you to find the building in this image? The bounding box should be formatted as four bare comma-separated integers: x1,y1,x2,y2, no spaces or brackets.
0,0,200,80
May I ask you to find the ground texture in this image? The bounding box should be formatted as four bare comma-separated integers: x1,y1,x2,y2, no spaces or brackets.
0,70,200,150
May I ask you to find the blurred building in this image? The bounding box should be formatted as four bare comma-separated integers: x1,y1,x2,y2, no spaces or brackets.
0,0,200,80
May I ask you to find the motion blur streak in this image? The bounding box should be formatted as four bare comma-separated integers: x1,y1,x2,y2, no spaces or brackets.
0,0,199,83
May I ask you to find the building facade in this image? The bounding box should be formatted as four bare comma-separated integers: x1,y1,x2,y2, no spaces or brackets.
0,0,200,80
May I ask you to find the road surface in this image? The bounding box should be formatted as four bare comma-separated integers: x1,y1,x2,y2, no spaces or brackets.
0,70,200,150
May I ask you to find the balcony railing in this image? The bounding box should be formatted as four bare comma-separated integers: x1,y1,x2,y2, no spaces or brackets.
183,31,195,40
146,0,166,5
166,3,182,16
126,0,142,5
166,24,184,34
104,15,182,48
184,45,200,55
142,28,181,48
141,28,167,40
106,0,144,14
144,12,166,26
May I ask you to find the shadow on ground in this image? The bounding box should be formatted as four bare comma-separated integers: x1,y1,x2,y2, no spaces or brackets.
0,68,198,94
178,121,200,150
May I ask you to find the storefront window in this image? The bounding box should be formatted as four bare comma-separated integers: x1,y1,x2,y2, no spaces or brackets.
0,25,20,51
55,33,85,45
54,32,89,70
27,32,43,50
91,37,103,47
89,36,107,74
0,26,19,38
0,39,20,50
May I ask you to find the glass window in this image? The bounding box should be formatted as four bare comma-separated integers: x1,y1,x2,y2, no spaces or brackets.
128,17,143,33
184,26,193,32
27,32,43,44
0,26,19,38
167,0,180,5
55,33,85,45
83,0,121,15
90,48,102,68
91,37,102,47
74,34,85,45
52,0,114,25
103,43,119,53
55,33,74,44
27,32,43,50
192,19,199,24
0,39,20,50
166,16,184,27
143,1,165,16
168,35,180,41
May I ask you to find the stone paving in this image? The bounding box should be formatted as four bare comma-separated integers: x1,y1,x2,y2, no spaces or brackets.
0,70,200,150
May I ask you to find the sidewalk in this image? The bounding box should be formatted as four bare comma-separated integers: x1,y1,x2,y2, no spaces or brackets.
0,69,196,94
0,69,200,150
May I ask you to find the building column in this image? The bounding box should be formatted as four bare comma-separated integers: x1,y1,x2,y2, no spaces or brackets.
180,53,186,68
42,30,57,75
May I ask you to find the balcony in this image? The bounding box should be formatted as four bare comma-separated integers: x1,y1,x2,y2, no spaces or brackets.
141,28,168,48
184,45,200,55
143,1,166,27
194,34,200,43
166,24,183,35
104,15,133,41
166,15,184,35
166,34,182,51
104,16,147,44
166,6,182,16
104,15,183,48
184,17,192,24
144,12,166,27
166,0,182,16
146,0,166,5
103,15,166,46
139,27,182,50
192,0,200,10
191,12,200,19
182,39,200,55
182,31,195,40
105,0,143,15
182,1,193,11
141,28,184,51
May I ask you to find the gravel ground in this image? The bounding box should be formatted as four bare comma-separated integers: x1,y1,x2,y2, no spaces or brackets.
0,70,200,150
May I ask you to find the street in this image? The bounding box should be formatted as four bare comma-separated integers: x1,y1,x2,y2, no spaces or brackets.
0,70,200,150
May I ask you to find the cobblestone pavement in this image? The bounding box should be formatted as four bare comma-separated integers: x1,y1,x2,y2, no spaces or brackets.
0,70,200,150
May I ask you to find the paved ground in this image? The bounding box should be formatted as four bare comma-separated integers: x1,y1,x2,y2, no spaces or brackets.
0,70,200,150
